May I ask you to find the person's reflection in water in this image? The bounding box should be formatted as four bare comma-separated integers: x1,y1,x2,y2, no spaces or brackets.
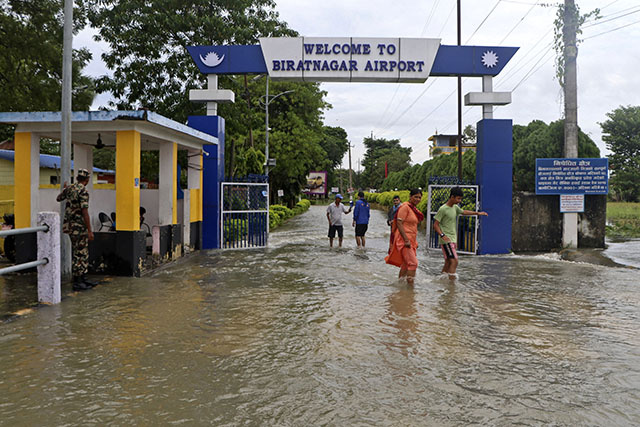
384,285,419,357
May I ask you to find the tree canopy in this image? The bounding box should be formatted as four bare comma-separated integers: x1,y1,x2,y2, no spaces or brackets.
87,0,346,205
0,0,95,141
513,119,600,191
379,119,600,193
600,105,640,202
87,0,295,121
361,136,412,189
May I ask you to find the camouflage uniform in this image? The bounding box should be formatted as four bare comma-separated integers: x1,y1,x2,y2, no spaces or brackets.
58,179,90,277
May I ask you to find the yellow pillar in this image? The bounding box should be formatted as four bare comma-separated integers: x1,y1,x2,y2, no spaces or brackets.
115,130,140,231
198,152,203,221
189,152,202,223
14,132,38,228
172,142,178,224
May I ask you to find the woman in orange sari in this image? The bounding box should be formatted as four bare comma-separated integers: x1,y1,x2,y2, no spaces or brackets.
385,189,424,285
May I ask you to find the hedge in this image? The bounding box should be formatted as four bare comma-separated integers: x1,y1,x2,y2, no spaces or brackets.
270,199,311,229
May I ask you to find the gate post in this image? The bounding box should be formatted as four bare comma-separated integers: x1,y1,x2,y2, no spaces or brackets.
37,212,61,304
187,115,225,249
476,119,513,254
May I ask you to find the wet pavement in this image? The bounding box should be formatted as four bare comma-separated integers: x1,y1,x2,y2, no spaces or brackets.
0,205,639,425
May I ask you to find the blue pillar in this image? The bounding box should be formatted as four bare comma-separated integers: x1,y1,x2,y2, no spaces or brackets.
476,119,512,254
187,115,225,249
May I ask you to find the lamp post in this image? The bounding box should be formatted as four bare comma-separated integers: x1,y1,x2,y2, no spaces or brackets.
261,77,293,177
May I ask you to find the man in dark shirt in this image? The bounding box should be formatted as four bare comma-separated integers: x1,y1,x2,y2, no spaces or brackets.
387,195,401,226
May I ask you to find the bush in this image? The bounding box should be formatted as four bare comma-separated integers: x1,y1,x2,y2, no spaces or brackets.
270,199,311,229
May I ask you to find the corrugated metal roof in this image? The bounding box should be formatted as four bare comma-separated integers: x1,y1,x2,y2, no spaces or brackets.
0,149,114,174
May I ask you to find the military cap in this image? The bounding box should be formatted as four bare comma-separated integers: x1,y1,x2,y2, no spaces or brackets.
77,168,90,179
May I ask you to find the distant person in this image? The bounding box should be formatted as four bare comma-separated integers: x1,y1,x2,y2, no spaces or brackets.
352,191,370,248
140,206,146,226
433,187,488,280
56,169,95,291
387,195,401,227
326,194,352,248
385,188,424,286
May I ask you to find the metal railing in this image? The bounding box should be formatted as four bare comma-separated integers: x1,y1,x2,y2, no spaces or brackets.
0,212,61,304
0,225,49,274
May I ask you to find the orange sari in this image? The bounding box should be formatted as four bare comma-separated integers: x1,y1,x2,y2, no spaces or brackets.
385,202,422,268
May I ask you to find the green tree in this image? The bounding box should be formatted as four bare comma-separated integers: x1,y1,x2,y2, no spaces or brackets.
513,119,599,191
0,0,95,141
261,80,330,205
87,1,335,205
600,105,640,202
319,126,349,190
361,136,411,189
87,0,295,122
462,124,476,144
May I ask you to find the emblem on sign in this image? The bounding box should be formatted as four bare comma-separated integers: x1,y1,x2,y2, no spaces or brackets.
199,51,225,68
481,50,498,68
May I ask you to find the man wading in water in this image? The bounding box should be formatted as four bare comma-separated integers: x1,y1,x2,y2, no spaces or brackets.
326,194,352,247
433,187,488,280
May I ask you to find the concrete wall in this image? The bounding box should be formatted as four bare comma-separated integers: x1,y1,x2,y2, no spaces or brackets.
39,188,116,232
512,192,606,252
0,159,13,185
37,188,165,232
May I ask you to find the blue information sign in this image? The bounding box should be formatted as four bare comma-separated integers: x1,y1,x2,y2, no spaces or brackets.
535,158,608,195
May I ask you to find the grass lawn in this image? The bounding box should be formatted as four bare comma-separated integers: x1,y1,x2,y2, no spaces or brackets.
606,202,640,237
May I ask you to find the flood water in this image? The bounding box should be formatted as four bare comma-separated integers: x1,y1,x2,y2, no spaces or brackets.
1,205,639,425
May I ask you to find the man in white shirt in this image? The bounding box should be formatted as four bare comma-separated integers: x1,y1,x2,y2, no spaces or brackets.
326,194,353,247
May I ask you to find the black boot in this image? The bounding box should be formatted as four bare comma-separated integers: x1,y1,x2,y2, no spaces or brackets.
72,276,91,291
81,275,98,287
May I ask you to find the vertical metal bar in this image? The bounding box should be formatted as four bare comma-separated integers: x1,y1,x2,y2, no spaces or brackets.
220,184,224,248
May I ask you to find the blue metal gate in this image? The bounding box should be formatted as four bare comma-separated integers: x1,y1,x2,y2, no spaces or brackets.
221,182,269,249
426,184,479,254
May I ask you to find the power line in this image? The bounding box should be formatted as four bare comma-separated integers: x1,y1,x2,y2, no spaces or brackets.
584,17,640,39
583,6,640,29
376,0,445,133
378,79,439,135
398,86,458,140
499,1,540,44
437,3,457,37
379,1,506,136
465,0,502,43
511,48,555,90
420,0,442,36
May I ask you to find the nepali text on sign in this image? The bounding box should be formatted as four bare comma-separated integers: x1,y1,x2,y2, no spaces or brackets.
535,158,608,195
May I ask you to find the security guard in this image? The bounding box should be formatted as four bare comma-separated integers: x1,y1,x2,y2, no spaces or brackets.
56,168,95,291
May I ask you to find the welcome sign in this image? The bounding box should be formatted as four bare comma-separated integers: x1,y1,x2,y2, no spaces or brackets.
259,37,440,82
186,39,518,81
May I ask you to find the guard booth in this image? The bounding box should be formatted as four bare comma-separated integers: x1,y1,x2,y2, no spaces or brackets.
0,110,221,276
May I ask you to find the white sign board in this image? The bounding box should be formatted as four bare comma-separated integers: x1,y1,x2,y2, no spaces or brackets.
277,189,284,197
260,37,441,83
560,194,584,213
331,187,339,193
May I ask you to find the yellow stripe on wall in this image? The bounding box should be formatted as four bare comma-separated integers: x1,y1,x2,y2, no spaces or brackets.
115,130,141,231
190,189,199,223
172,142,178,224
198,153,203,221
14,132,31,228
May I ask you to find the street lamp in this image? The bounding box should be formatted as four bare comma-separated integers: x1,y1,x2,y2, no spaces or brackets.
258,76,294,177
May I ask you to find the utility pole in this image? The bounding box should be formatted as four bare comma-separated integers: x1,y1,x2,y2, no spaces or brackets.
348,143,353,193
563,0,579,248
456,0,463,180
60,0,73,279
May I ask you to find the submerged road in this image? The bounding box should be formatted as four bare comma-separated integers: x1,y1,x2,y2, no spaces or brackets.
0,205,639,425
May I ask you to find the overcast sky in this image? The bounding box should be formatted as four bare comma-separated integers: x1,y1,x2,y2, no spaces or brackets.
81,0,640,168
